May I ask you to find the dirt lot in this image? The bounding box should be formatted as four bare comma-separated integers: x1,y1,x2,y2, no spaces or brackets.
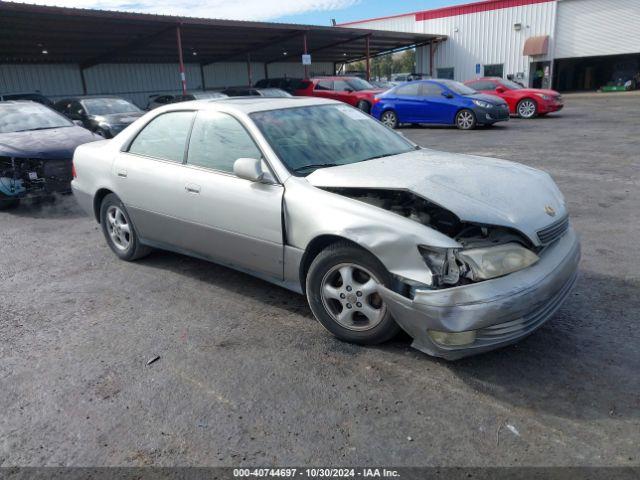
1,93,639,467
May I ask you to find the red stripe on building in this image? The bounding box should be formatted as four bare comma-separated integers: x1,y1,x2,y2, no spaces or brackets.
338,0,555,27
416,0,555,21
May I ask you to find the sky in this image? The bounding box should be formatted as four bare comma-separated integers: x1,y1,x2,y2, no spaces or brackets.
13,0,464,24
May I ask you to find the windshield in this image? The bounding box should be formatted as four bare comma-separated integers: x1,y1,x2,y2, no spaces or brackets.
439,80,477,95
346,78,375,91
250,104,416,175
81,98,140,115
259,89,291,98
0,102,72,133
192,92,227,99
499,79,524,90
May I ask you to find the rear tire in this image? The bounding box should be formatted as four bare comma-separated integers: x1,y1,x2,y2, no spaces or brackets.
517,98,538,118
380,110,399,129
100,193,151,261
306,242,400,345
356,100,371,114
455,109,477,130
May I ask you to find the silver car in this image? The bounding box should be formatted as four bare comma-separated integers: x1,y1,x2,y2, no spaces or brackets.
71,97,580,360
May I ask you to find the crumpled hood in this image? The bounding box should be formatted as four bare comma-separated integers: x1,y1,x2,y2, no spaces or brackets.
306,149,567,245
90,111,143,125
0,126,101,159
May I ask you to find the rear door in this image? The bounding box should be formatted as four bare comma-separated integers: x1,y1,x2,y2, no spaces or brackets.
311,80,336,101
112,110,195,249
180,110,284,280
392,82,426,123
332,79,357,106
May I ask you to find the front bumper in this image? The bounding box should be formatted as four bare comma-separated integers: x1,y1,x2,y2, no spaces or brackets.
472,104,510,124
378,227,581,360
540,101,564,114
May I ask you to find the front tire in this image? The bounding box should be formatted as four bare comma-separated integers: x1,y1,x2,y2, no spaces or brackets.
100,193,151,261
517,98,538,118
356,100,371,114
455,109,477,130
380,110,399,129
306,242,400,345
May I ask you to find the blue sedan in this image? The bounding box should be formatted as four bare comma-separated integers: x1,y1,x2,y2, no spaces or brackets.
371,79,510,130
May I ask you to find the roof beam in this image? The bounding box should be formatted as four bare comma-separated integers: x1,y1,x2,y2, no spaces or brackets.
264,33,371,64
80,24,177,69
201,29,306,65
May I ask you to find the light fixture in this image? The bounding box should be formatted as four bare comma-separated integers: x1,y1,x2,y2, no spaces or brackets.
41,49,48,55
192,51,198,56
343,52,347,56
283,51,288,56
514,22,522,31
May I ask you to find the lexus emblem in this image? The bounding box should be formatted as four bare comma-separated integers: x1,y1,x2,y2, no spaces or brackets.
545,205,556,217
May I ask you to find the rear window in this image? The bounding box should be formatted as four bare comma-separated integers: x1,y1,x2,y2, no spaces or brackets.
0,102,72,133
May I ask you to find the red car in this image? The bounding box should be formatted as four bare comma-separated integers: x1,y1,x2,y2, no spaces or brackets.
464,77,564,119
294,76,384,113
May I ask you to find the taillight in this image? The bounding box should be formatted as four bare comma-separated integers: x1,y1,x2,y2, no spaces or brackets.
372,97,381,104
71,161,77,179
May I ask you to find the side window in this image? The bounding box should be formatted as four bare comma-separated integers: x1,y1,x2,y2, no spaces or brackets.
333,80,351,91
474,81,497,90
128,111,194,162
71,101,84,115
395,83,421,96
436,67,454,80
484,64,504,78
420,83,443,96
187,111,262,174
314,80,333,91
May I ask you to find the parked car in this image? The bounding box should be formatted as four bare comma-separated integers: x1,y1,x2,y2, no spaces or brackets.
54,96,144,138
146,93,177,110
0,92,53,107
0,101,101,209
465,77,564,118
71,97,579,360
221,87,291,98
254,78,309,95
372,79,510,130
294,76,384,113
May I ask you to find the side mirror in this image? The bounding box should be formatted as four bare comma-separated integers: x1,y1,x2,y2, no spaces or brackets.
234,157,269,183
442,92,454,99
496,86,506,93
72,120,84,127
344,88,354,93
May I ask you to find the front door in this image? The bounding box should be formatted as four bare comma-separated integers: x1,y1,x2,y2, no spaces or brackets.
420,82,458,124
180,110,284,280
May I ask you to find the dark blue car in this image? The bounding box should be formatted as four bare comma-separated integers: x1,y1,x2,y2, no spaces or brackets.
0,101,101,209
371,79,510,130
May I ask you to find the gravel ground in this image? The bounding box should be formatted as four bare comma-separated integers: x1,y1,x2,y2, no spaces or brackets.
1,93,639,467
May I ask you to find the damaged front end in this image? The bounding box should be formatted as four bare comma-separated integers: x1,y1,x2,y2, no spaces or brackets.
321,187,540,290
0,156,73,203
318,186,580,360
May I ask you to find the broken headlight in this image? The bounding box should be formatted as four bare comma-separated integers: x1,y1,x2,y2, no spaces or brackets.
458,243,539,280
419,246,465,287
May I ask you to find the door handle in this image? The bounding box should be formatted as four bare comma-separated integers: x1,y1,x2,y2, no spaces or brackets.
116,169,127,178
185,183,201,194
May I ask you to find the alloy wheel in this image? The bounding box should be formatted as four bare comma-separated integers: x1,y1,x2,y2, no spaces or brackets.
457,110,475,129
381,111,397,128
320,263,387,331
106,205,131,251
518,100,537,118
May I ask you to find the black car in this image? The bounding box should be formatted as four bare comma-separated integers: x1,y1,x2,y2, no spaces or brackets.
0,101,101,208
253,78,309,94
0,92,53,107
221,87,291,97
54,96,144,138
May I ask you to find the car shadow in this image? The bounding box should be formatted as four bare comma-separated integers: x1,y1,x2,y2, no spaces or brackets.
137,248,639,422
5,193,87,219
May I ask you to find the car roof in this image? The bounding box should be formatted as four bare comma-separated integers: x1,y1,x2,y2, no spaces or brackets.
162,96,336,114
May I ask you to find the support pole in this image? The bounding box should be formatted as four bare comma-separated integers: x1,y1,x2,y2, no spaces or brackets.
303,33,309,79
365,35,371,81
247,53,253,86
264,62,269,80
200,63,206,90
79,68,88,95
429,41,434,77
176,25,187,95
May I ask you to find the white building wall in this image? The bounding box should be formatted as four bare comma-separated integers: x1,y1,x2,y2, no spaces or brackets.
555,0,640,59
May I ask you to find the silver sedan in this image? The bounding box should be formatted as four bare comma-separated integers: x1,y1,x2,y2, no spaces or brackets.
71,97,580,360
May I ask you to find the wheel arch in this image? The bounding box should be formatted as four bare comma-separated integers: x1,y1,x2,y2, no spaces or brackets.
93,188,115,223
298,234,378,294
